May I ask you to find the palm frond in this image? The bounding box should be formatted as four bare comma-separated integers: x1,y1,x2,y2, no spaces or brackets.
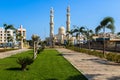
117,32,120,35
106,24,115,33
76,33,79,38
100,17,114,26
95,25,102,34
73,29,78,33
89,30,93,34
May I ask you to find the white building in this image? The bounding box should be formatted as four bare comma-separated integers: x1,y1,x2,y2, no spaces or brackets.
0,25,26,47
0,27,15,44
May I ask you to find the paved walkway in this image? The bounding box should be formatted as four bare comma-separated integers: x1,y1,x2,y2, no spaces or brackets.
56,48,120,80
0,48,30,59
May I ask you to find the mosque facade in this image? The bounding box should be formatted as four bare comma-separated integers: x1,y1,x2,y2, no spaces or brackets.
49,6,73,46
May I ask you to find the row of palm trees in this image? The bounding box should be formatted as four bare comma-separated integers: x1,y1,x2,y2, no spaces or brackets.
67,25,93,48
67,16,116,55
2,24,23,48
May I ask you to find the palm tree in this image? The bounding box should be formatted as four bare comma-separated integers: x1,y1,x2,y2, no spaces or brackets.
117,32,120,36
84,28,93,49
3,24,16,48
73,26,85,48
95,17,115,56
66,29,74,46
31,34,40,59
16,32,24,49
7,35,14,47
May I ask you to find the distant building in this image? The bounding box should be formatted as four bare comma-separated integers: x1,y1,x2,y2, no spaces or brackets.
93,32,120,41
48,6,78,46
0,25,26,47
17,25,26,40
0,27,15,44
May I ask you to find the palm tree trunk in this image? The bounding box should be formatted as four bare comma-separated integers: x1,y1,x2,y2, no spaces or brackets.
33,41,36,59
103,27,105,57
79,32,81,49
20,38,23,49
115,42,117,51
88,40,91,49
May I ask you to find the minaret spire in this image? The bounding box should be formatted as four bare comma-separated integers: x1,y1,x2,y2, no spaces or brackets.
66,6,70,32
50,7,54,47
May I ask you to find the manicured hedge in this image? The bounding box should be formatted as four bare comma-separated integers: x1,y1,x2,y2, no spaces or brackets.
66,46,120,63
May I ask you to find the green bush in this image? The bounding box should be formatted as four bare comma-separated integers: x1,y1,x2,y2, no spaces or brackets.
113,54,120,63
66,46,120,63
106,53,115,61
17,56,34,71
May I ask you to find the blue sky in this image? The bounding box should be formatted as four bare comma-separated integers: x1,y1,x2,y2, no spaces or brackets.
0,0,120,40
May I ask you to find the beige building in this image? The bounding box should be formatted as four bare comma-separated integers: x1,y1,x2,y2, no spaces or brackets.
17,25,26,40
0,25,26,47
0,27,15,44
17,25,26,49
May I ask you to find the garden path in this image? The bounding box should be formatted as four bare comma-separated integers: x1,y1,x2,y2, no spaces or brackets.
0,48,30,59
56,48,120,80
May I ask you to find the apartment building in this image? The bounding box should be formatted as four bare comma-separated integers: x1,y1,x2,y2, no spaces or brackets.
0,25,26,46
0,27,15,44
17,25,26,39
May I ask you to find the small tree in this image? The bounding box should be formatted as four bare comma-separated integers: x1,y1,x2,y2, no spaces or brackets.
73,26,85,48
7,35,14,47
3,24,16,48
31,34,40,59
66,29,75,46
17,56,34,71
84,28,93,49
16,32,24,49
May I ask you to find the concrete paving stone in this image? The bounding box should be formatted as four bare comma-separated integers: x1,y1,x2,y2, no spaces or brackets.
56,48,120,80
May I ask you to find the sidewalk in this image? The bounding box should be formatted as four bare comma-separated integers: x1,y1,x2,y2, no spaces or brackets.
0,48,30,59
56,48,120,80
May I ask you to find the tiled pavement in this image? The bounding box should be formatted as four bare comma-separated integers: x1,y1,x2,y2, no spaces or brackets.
56,48,120,80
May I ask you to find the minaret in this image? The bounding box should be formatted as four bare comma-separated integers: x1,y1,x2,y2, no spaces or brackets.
50,7,54,47
66,6,70,32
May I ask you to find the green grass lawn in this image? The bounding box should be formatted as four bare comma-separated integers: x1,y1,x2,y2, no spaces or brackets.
0,49,87,80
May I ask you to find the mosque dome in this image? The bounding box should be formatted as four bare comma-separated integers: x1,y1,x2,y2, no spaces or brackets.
59,26,65,35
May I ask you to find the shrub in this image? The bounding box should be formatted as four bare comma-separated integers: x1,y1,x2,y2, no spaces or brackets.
106,53,115,61
17,56,34,71
66,46,120,63
112,54,120,63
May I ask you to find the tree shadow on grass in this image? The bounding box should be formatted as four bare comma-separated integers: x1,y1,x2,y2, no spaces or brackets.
66,75,88,80
6,67,30,71
57,53,75,56
6,67,22,71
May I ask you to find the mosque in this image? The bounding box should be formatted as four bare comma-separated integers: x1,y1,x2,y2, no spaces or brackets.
48,6,75,46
